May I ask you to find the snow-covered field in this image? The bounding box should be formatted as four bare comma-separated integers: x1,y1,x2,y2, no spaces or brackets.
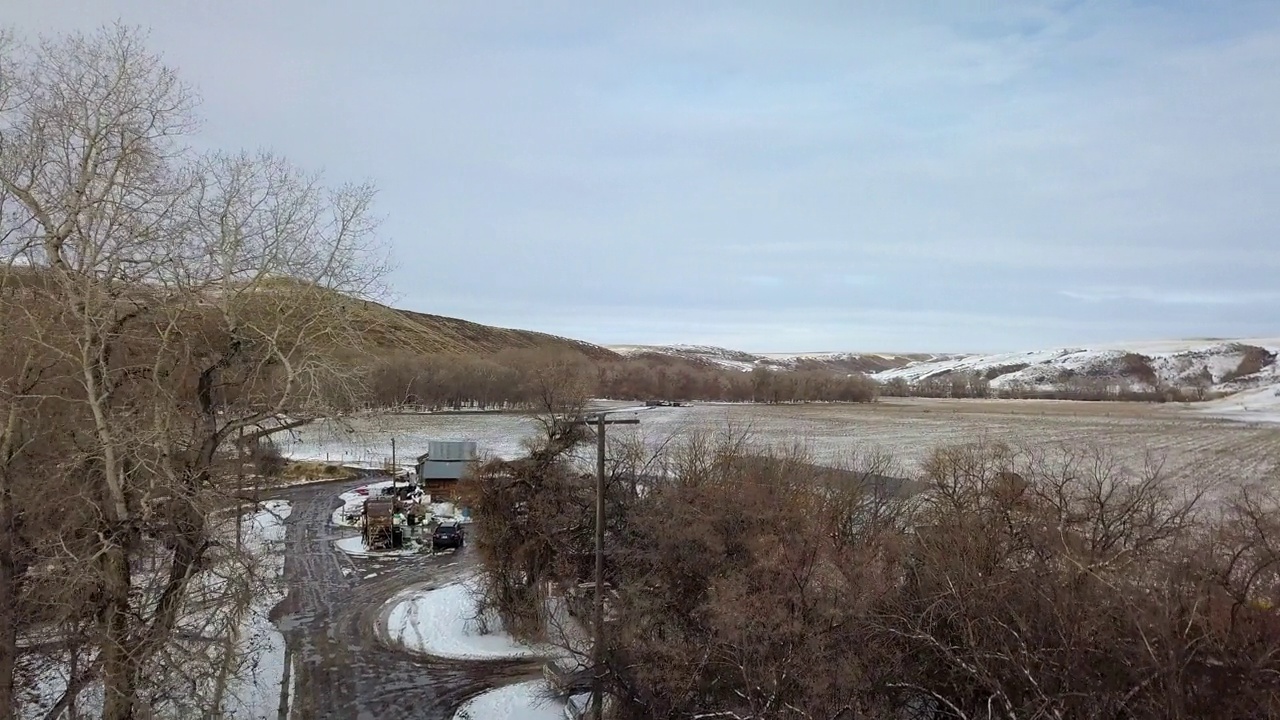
384,577,555,660
276,400,1279,495
277,414,540,468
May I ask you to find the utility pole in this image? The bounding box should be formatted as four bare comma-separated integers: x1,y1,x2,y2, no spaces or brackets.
235,425,244,549
567,409,639,720
593,412,606,720
391,436,397,477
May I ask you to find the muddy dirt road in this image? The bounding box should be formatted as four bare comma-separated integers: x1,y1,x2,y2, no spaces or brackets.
271,480,539,720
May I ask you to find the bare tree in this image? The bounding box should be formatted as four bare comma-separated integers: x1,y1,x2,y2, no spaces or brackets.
0,24,383,719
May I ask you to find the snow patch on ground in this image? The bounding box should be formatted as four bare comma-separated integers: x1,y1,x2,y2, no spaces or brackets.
220,500,292,720
331,500,364,528
1194,383,1280,425
333,534,423,558
332,480,468,529
338,479,400,503
453,680,569,720
385,578,554,660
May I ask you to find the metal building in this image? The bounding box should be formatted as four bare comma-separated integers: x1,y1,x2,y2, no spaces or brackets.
414,440,479,486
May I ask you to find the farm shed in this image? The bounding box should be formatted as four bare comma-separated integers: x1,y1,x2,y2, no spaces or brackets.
414,440,479,496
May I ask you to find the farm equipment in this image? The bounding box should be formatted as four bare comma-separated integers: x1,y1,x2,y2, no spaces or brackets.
362,497,402,550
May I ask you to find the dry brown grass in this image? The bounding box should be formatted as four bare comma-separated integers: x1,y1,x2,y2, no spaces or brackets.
353,302,617,358
279,460,357,482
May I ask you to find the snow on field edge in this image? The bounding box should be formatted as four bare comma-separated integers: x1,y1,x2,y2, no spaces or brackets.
1193,382,1280,425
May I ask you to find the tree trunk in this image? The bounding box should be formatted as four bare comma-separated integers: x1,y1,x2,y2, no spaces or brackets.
0,480,18,719
100,541,136,720
0,401,26,718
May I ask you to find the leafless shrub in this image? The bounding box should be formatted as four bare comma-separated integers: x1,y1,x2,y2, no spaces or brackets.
887,442,1277,720
984,363,1030,380
461,420,593,641
250,440,287,478
468,428,1280,719
1119,352,1159,387
1222,345,1277,383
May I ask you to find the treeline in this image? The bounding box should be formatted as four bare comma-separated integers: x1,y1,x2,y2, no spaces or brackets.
366,350,1240,410
464,430,1280,720
364,351,879,408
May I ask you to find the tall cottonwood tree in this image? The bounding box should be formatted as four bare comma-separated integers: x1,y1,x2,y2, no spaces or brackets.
0,25,383,719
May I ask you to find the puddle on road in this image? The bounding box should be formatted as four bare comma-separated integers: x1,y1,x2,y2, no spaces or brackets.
276,611,316,633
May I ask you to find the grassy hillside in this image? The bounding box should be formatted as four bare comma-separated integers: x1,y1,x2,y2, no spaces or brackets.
2,266,616,360
352,301,619,359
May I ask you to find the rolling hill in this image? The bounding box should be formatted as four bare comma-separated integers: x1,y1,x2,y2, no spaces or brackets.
608,344,930,374
871,338,1280,393
350,301,619,359
1,265,620,361
609,339,1280,399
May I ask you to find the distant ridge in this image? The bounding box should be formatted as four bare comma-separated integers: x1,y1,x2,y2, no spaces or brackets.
609,339,1280,396
608,344,930,374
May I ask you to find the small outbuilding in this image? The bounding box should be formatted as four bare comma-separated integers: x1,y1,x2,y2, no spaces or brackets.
414,440,479,497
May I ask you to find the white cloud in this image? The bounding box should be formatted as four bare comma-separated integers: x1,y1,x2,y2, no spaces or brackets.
7,1,1280,350
1059,287,1280,306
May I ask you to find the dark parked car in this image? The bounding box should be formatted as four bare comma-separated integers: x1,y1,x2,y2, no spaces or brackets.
432,520,465,550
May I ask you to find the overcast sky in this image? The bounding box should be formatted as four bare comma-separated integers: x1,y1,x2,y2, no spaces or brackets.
10,1,1280,352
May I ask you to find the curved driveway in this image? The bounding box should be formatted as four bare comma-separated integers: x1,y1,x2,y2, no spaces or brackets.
270,479,542,720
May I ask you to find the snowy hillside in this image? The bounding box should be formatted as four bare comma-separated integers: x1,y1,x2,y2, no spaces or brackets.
609,344,762,371
608,344,928,374
869,338,1280,394
610,338,1280,408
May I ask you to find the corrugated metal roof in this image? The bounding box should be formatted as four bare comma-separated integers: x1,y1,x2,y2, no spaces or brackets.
426,440,478,461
